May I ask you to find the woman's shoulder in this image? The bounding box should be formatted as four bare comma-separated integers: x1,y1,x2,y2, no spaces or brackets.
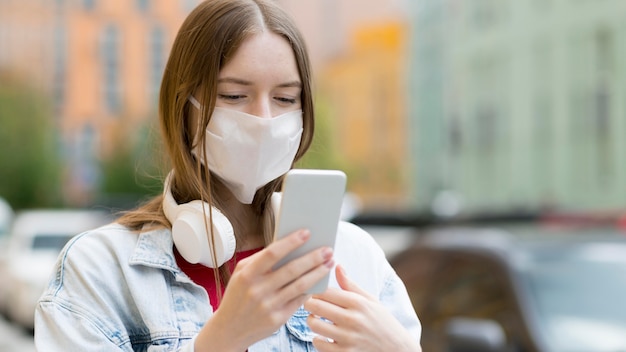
335,221,386,257
60,223,139,261
50,223,172,291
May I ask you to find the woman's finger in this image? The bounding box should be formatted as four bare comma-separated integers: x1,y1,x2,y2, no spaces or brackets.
304,295,347,324
312,335,340,352
267,245,333,289
251,229,311,273
272,257,334,304
335,265,375,299
307,314,342,341
309,266,376,310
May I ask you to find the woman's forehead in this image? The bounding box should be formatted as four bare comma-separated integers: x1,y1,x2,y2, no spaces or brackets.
218,32,300,86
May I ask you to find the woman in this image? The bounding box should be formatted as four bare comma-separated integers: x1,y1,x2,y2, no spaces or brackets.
35,0,422,351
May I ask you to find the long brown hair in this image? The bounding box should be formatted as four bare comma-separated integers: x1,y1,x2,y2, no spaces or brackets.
117,0,314,276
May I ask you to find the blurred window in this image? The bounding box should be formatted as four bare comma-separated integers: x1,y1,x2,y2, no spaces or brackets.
136,0,150,13
53,24,67,112
149,26,166,104
474,103,497,152
73,123,100,189
101,24,122,114
182,0,198,13
83,0,95,11
447,114,463,156
531,43,553,149
594,29,613,187
531,42,554,197
469,0,506,30
469,55,508,182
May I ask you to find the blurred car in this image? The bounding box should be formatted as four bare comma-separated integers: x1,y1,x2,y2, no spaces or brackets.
1,209,112,329
0,197,14,236
0,197,15,317
390,224,626,352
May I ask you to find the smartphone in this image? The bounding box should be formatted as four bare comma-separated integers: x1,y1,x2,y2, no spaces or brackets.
272,169,347,294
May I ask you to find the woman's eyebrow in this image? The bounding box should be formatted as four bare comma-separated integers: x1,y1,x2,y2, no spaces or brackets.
217,77,301,88
277,80,302,88
217,77,252,86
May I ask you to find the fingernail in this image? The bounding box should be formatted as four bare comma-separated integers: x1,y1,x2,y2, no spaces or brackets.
338,265,346,276
321,247,333,260
299,229,310,240
324,259,335,268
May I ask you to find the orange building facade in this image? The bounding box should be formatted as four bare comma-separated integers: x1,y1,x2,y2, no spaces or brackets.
278,0,413,209
318,23,411,209
0,0,198,204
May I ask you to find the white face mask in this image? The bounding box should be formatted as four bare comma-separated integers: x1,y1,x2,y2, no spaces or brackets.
189,96,303,204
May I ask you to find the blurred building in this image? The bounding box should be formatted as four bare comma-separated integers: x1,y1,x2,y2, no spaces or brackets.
410,0,626,214
279,0,413,210
276,0,409,72
0,0,198,204
0,0,412,209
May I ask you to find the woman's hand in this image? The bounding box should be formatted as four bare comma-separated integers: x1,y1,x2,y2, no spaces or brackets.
304,265,421,352
195,229,334,352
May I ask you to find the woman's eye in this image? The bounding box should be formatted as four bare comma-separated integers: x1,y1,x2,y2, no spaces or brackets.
218,94,245,101
275,97,297,105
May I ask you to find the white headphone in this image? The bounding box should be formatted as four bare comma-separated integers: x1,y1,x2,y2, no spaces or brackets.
162,171,283,268
162,171,236,268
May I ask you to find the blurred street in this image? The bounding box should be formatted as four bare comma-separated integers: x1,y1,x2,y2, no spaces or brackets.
0,316,35,352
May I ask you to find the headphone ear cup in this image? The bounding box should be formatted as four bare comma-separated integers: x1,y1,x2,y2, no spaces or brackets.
171,200,235,268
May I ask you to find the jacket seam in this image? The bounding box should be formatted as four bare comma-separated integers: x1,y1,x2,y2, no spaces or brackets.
52,231,89,296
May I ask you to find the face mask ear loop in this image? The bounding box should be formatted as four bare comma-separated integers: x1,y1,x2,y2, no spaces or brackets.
188,95,202,109
188,95,206,151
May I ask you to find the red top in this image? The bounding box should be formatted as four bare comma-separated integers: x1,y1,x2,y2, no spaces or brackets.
174,246,263,311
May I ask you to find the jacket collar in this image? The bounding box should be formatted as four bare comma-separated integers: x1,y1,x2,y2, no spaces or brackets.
128,226,180,273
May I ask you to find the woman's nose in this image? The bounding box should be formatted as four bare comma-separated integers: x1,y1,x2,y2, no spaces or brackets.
248,99,273,118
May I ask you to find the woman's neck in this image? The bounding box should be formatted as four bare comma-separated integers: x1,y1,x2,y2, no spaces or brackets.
218,189,266,251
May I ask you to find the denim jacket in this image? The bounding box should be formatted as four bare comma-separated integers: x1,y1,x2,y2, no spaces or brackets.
35,221,421,351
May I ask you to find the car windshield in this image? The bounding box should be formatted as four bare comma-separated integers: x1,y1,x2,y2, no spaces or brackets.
32,234,73,251
518,241,626,352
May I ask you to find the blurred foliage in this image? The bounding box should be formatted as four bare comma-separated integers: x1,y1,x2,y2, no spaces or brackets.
98,120,164,211
0,77,63,209
296,97,354,173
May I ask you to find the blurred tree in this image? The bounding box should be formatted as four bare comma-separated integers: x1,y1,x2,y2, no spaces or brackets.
297,97,354,173
98,119,164,211
0,75,63,209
